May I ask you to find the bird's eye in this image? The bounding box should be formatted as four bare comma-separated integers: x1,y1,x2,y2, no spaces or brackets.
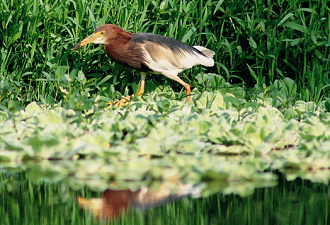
101,31,106,35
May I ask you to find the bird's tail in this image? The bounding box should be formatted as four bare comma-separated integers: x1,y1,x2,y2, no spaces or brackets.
193,46,215,67
193,46,215,58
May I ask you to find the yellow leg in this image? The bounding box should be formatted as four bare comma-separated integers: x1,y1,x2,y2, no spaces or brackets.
137,72,146,96
171,76,191,102
108,72,146,108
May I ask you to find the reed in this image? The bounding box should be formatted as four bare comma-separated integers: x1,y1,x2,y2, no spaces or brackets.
1,0,329,108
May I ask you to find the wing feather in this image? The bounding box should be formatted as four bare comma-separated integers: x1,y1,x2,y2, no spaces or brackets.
131,33,214,77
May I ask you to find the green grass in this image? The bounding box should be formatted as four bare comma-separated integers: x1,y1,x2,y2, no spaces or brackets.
1,0,329,108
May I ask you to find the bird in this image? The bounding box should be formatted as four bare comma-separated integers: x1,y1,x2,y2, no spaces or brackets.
78,182,198,219
71,24,215,107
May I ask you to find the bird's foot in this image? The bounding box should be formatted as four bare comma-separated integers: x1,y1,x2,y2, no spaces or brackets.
106,96,131,109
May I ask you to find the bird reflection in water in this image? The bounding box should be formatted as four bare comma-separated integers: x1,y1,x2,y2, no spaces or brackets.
77,182,199,219
71,24,215,107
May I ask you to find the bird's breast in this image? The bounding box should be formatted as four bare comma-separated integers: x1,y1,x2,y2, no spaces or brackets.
103,44,150,72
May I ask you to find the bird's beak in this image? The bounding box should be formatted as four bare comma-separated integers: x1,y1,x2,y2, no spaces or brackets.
71,32,104,50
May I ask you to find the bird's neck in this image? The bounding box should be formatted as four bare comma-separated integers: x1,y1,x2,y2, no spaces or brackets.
103,33,132,64
112,30,132,45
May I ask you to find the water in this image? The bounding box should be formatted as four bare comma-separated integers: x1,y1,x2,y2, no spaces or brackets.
1,171,329,225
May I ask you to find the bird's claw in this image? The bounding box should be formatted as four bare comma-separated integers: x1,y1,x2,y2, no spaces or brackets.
107,98,129,109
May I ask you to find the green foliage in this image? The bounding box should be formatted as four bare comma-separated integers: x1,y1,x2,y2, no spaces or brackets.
1,0,330,107
1,95,330,191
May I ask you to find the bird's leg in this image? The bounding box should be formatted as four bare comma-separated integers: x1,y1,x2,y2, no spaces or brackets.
171,76,191,102
108,72,146,108
137,72,146,96
184,83,191,102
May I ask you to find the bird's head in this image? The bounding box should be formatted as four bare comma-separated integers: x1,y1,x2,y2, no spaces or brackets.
71,24,124,50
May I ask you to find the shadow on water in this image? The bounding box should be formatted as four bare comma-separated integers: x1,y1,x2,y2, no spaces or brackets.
1,169,330,225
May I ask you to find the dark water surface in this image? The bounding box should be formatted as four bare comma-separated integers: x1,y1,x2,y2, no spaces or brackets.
1,171,329,225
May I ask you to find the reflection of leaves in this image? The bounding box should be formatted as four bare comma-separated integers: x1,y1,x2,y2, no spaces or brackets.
26,161,68,183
